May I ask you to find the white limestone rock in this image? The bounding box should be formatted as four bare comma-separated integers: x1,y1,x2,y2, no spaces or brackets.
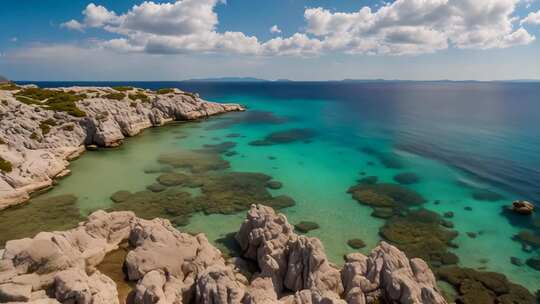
0,86,244,209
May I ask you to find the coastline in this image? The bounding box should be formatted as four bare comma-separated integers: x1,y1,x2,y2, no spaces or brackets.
0,84,244,209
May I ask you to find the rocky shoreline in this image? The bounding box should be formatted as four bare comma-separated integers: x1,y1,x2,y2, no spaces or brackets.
0,84,243,209
0,204,448,304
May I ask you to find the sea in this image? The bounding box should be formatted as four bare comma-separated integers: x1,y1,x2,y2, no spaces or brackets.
5,80,540,292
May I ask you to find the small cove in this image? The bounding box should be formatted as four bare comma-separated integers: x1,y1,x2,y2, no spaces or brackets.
3,81,540,293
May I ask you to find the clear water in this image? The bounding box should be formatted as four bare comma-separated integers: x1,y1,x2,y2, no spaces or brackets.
9,81,540,291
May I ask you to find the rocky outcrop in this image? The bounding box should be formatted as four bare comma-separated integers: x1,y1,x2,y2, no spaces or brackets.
236,205,447,304
0,86,243,209
511,200,535,215
0,205,447,304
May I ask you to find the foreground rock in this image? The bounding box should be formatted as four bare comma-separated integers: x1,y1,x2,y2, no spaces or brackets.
0,85,243,209
0,204,448,304
511,200,535,215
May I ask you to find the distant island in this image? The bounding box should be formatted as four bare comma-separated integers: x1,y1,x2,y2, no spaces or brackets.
184,77,269,82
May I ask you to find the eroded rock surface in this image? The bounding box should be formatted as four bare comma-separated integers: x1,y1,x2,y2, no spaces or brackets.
0,86,243,209
0,205,448,303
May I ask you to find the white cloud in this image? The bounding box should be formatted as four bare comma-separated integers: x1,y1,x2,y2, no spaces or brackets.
61,19,85,32
10,37,18,42
303,0,535,55
62,0,536,56
270,25,282,34
521,10,540,24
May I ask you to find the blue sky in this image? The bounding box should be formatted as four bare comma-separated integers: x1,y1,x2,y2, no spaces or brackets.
1,0,539,81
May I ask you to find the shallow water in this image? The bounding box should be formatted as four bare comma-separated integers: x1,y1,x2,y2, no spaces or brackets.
6,81,540,292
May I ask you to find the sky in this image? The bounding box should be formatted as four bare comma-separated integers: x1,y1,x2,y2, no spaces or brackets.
1,0,540,81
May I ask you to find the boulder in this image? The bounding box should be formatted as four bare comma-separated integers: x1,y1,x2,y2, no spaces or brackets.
512,200,535,215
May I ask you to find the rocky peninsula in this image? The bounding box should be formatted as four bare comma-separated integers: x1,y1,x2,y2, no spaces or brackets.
0,204,448,304
0,83,243,209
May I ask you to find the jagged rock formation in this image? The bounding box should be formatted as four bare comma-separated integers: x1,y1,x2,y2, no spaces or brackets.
0,85,243,209
0,205,447,304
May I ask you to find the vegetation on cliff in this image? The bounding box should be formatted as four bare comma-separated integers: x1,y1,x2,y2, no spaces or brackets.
0,156,13,173
14,88,87,117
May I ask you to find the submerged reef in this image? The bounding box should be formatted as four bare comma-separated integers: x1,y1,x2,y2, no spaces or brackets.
0,194,83,246
206,110,288,130
249,128,317,146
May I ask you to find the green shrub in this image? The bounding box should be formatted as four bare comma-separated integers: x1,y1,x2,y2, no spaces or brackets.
62,124,75,131
0,83,20,91
39,119,56,135
0,156,12,172
29,132,39,140
15,96,41,105
39,123,51,135
156,88,175,95
103,92,126,100
112,86,133,92
128,92,150,102
15,88,87,117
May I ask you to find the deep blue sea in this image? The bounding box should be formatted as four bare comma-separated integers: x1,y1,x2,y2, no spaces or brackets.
13,81,540,291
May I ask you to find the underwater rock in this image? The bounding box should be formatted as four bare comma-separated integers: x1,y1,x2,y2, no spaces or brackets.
249,128,316,146
471,189,505,201
110,190,132,203
143,166,172,174
359,147,405,169
467,232,477,238
226,133,241,138
347,238,366,249
379,209,459,266
512,200,535,215
511,257,524,267
513,230,540,248
146,183,167,192
443,211,454,218
437,266,536,304
371,207,395,219
196,172,294,215
526,258,540,271
224,151,238,157
206,110,288,130
265,195,295,209
357,176,378,185
266,180,283,190
348,183,426,212
109,188,196,226
86,144,98,151
158,149,230,173
393,172,420,185
0,194,82,246
202,141,236,153
156,172,203,188
441,220,454,229
464,206,473,211
294,221,320,233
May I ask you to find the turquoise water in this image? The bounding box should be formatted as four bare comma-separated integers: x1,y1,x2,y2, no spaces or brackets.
8,81,540,292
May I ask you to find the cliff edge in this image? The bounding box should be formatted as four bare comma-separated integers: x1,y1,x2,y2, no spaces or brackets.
0,84,244,209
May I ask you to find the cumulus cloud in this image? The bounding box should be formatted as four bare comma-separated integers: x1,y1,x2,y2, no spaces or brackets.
61,19,85,32
521,10,540,24
270,25,282,34
62,0,536,56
